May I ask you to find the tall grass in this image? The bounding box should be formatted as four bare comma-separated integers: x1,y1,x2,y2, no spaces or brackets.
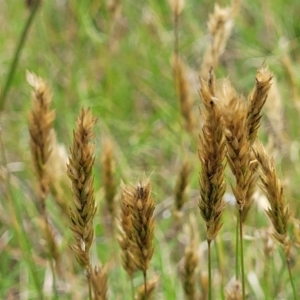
0,0,300,299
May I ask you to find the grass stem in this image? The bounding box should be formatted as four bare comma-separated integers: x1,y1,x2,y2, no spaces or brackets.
0,0,41,111
235,213,239,280
285,250,297,300
208,240,212,300
239,210,246,300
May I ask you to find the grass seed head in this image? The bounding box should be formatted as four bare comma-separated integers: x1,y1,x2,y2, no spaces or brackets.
198,71,227,242
67,108,97,269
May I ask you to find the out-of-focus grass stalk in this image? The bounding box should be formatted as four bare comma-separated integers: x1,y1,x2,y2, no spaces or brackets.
0,0,42,111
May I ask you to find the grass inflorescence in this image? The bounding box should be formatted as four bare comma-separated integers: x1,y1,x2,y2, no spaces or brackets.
1,1,300,299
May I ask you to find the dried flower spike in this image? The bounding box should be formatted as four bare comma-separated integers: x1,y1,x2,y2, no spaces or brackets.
90,264,108,300
122,178,155,292
198,71,227,242
27,71,55,207
118,183,137,278
253,141,290,244
101,137,116,221
67,108,97,269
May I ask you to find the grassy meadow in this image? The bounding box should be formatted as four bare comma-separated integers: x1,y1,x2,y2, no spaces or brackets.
0,0,300,299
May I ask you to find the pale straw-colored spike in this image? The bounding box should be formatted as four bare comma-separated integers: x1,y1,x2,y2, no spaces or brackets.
200,1,240,80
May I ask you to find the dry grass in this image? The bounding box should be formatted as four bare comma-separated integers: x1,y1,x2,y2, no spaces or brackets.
2,1,300,299
27,71,61,278
27,71,55,209
198,70,227,242
118,183,137,279
90,264,108,300
67,108,97,270
253,141,291,245
242,67,273,222
200,1,240,80
121,178,155,295
135,276,158,300
174,160,191,218
101,137,117,223
173,56,196,133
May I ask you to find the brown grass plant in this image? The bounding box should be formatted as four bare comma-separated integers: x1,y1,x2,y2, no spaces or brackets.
173,56,196,132
118,183,137,290
27,71,61,283
217,78,254,298
168,0,185,16
217,80,252,212
198,70,227,242
263,75,288,155
27,70,55,210
252,141,290,245
67,108,97,280
90,264,108,300
246,67,273,145
174,160,191,219
121,178,155,294
101,137,117,224
242,67,273,222
198,70,227,300
135,276,158,300
252,140,297,298
200,1,240,80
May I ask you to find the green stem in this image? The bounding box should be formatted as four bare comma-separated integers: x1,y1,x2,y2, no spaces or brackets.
208,240,212,300
284,247,297,300
0,0,41,111
143,270,147,295
214,238,225,300
239,210,246,300
235,212,240,279
87,268,93,300
130,275,134,300
0,134,44,298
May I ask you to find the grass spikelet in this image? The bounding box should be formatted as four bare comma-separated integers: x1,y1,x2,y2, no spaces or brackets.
27,71,60,292
168,0,185,15
252,141,290,244
122,178,155,294
102,137,117,223
174,160,191,218
67,107,97,270
135,276,158,300
263,76,288,154
247,67,273,145
118,183,137,286
241,67,272,222
200,1,240,80
90,264,108,300
198,71,226,242
217,79,253,298
173,56,195,132
27,71,55,208
253,141,297,299
218,81,251,212
198,71,226,300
